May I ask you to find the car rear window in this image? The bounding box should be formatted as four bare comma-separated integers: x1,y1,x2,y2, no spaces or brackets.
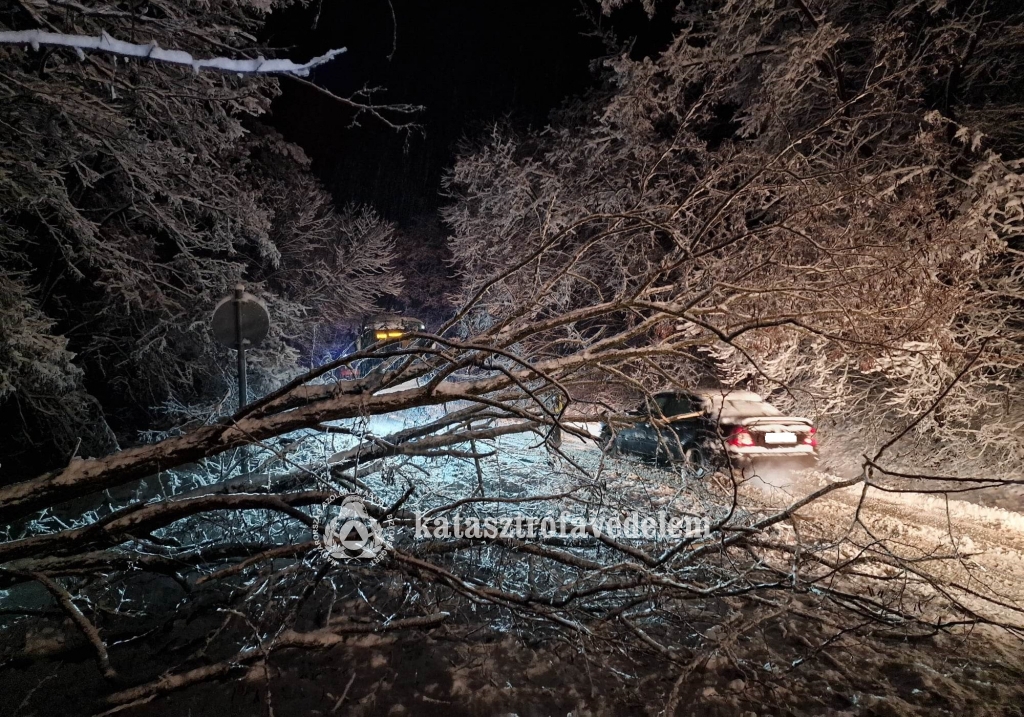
654,395,695,416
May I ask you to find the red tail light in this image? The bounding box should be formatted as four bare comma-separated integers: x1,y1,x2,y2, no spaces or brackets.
727,427,754,447
803,427,818,448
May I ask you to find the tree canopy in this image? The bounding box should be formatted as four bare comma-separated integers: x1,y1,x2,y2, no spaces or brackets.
0,0,400,480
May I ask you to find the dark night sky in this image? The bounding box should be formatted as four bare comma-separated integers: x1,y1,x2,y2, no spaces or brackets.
266,0,676,223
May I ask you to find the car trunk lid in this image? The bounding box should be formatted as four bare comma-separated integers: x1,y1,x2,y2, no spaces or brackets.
726,417,815,449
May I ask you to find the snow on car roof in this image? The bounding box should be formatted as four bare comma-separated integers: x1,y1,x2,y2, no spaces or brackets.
649,389,780,417
695,390,782,418
694,389,764,402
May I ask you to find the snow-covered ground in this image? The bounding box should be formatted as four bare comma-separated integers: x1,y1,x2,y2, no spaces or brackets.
251,403,1024,630
462,415,1024,628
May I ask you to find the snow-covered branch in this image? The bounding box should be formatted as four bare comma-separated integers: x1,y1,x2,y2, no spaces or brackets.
0,29,345,76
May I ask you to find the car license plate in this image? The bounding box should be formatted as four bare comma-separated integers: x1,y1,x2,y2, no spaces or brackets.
764,432,797,444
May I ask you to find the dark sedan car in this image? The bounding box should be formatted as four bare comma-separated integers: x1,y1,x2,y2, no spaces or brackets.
599,390,818,473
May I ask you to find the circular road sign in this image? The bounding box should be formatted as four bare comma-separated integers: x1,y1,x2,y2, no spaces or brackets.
211,286,270,350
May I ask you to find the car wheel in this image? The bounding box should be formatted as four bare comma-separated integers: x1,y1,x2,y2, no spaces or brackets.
683,447,710,477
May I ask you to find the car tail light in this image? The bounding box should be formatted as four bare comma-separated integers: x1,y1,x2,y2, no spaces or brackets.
727,427,754,447
803,427,818,448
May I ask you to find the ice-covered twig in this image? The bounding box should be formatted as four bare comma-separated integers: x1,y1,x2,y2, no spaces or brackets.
0,29,345,76
283,75,424,132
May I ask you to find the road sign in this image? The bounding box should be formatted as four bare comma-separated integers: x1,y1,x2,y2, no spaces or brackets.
211,285,270,475
212,286,270,350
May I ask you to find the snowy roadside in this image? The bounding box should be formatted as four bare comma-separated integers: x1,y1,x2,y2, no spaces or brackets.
551,429,1024,630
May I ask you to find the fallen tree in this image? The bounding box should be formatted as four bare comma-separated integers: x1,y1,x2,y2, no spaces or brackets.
3,0,1024,713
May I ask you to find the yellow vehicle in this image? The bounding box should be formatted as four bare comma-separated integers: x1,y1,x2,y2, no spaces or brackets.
354,315,426,376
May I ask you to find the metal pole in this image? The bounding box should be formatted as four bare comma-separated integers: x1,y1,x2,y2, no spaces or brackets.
234,284,248,473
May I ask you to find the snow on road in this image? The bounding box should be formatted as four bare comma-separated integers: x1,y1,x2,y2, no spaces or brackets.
318,407,1024,628
556,427,1024,629
782,471,1024,628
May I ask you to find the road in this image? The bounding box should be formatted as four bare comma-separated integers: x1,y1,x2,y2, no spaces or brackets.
555,423,1024,630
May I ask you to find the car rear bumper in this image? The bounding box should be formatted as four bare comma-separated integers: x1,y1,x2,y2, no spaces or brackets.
725,446,818,466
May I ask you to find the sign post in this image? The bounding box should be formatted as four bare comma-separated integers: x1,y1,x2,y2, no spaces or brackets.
234,285,248,410
212,284,270,473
